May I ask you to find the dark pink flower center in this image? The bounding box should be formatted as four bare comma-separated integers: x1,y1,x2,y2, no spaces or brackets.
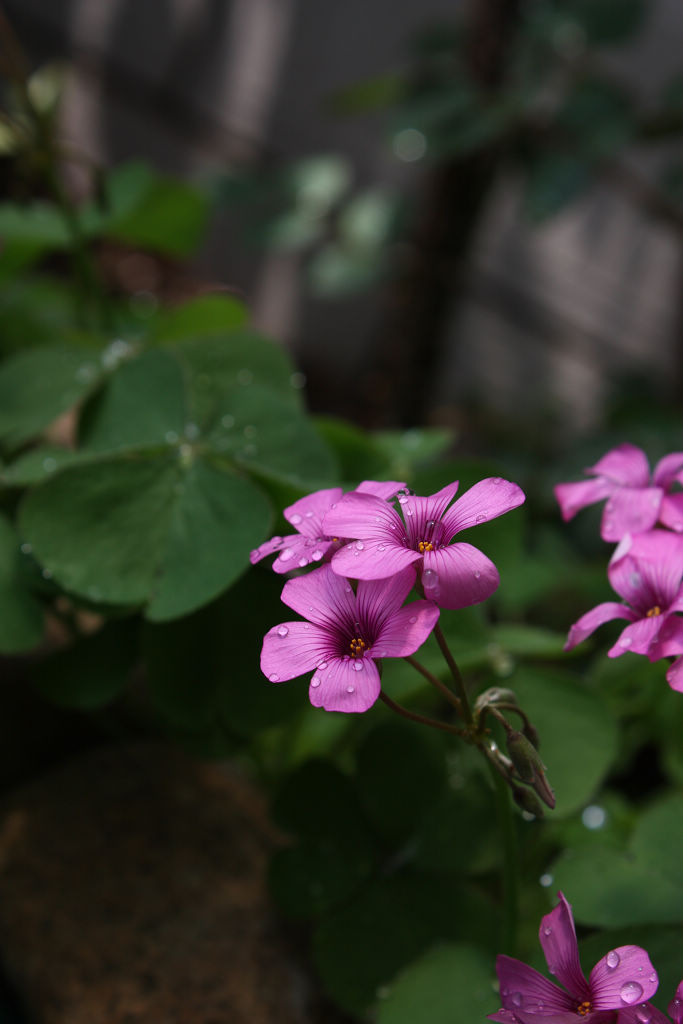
349,636,367,658
577,1001,591,1017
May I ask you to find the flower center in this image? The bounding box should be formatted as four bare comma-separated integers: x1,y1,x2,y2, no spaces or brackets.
577,1001,591,1017
349,636,367,658
646,605,662,617
418,540,434,553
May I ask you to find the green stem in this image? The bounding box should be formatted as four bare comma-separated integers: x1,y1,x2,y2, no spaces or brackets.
486,757,519,957
379,691,466,738
433,622,473,726
403,654,463,715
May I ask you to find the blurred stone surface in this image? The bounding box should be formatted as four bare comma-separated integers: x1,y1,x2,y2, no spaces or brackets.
0,743,314,1024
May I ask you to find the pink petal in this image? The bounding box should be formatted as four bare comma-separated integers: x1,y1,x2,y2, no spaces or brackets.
260,621,332,682
539,893,589,1001
323,491,404,541
554,479,614,522
308,656,380,713
607,615,668,657
618,1003,670,1024
441,477,525,538
355,479,407,500
355,567,417,627
496,955,574,1015
667,981,683,1023
330,538,420,580
250,533,290,565
564,603,635,651
648,614,683,659
422,543,499,609
659,493,683,532
653,453,683,489
372,600,440,657
666,657,683,693
487,1011,520,1023
601,488,662,542
590,444,650,487
272,534,333,573
284,487,343,537
279,564,356,627
609,531,683,609
589,946,658,1010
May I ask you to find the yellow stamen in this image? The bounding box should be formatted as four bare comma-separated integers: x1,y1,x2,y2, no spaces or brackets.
418,540,434,553
646,605,662,617
577,1002,591,1017
349,637,367,659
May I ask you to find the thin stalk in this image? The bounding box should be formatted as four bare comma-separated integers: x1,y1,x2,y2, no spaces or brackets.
379,691,466,738
486,757,519,957
433,622,474,726
403,654,463,715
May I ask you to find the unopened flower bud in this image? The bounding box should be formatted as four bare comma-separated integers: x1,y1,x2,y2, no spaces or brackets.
512,785,545,818
522,720,541,751
506,730,555,809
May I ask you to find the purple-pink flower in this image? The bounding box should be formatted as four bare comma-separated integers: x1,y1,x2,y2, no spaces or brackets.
260,563,439,713
322,478,525,610
554,444,683,543
249,480,406,574
564,530,683,659
489,891,658,1024
618,980,683,1024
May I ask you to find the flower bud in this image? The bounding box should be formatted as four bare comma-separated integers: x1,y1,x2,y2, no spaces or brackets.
512,785,545,818
506,730,555,809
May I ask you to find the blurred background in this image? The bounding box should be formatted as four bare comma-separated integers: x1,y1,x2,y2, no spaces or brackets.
3,0,683,445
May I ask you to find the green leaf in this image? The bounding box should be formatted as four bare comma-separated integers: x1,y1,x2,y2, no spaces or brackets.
0,513,43,653
558,79,635,159
490,624,568,659
149,295,249,342
103,166,208,257
507,665,619,817
0,276,76,355
313,417,389,483
0,345,104,450
375,943,498,1024
565,0,646,44
19,451,272,621
1,446,97,486
308,243,382,296
270,831,376,919
31,618,137,709
0,201,71,249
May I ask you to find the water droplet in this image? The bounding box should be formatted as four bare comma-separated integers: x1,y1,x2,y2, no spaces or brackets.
405,506,414,516
426,519,436,529
352,660,364,671
620,983,644,1005
221,414,235,429
277,626,289,637
398,495,408,505
620,636,633,648
305,510,314,518
423,569,439,591
318,661,328,670
271,536,282,545
165,431,179,445
491,477,503,484
377,544,387,551
42,457,57,473
279,548,294,563
101,338,132,369
242,444,257,457
409,615,417,624
355,541,364,551
298,557,308,567
289,513,303,525
344,584,352,593
582,805,606,830
303,624,310,631
269,673,280,682
606,951,621,970
648,973,658,985
476,513,487,523
237,368,253,386
474,570,481,579
76,363,96,382
539,873,553,887
185,422,200,441
543,926,552,937
636,1007,651,1023
379,650,387,657
311,677,321,688
20,542,32,555
312,549,323,560
346,685,355,694
511,993,523,1008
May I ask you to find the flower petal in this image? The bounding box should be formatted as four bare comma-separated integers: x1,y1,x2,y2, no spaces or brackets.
564,603,635,651
554,479,614,522
496,955,574,1015
323,490,406,541
666,656,683,693
260,621,332,682
618,1003,669,1024
653,452,683,489
648,613,683,659
355,567,417,631
272,534,334,573
667,980,683,1023
607,615,667,657
308,656,380,712
590,444,650,486
609,531,683,610
355,479,407,500
538,893,589,1001
250,532,290,565
422,543,500,609
330,538,420,580
284,487,343,537
372,600,440,657
280,564,356,628
659,492,683,532
589,946,658,1010
601,488,662,542
441,478,525,538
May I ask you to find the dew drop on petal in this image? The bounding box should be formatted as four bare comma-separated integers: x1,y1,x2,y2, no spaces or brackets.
311,677,321,688
606,951,620,970
398,495,408,505
346,685,355,694
277,626,289,637
318,661,328,670
303,624,310,630
620,983,644,1005
409,616,417,624
636,1007,651,1023
474,570,481,579
378,544,387,551
269,673,280,682
511,994,523,1008
352,661,364,671
305,510,314,518
344,584,353,593
476,513,487,523
355,541,365,551
649,973,658,985
620,636,633,648
279,548,294,563
271,536,282,545
289,513,303,525
405,506,414,516
312,549,324,560
423,569,439,591
298,557,308,567
543,926,552,937
491,477,503,484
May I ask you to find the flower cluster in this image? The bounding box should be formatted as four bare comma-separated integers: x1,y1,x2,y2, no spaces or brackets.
555,444,683,692
254,476,525,712
490,891,681,1024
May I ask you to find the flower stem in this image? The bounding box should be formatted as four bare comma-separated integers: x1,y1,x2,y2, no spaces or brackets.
379,691,466,738
486,757,519,957
403,655,463,715
433,622,474,726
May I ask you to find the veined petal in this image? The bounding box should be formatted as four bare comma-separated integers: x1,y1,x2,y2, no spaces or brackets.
272,534,333,573
618,1003,669,1024
330,538,420,580
280,564,356,628
648,613,683,659
261,621,332,682
666,656,683,693
323,491,404,542
609,532,683,609
590,444,650,486
607,615,666,657
284,487,343,537
372,600,440,657
564,603,635,651
355,567,417,633
496,955,574,1015
441,477,525,538
250,533,290,565
667,980,683,1023
421,543,499,609
601,488,662,542
308,656,380,713
589,946,658,1010
653,452,683,489
554,478,614,522
539,893,589,1002
659,492,683,532
487,1010,520,1023
355,479,407,500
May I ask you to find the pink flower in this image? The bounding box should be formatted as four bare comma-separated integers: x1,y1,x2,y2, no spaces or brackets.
554,444,683,542
249,480,407,574
617,980,683,1024
564,531,683,658
260,563,439,713
489,891,658,1023
322,478,525,610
